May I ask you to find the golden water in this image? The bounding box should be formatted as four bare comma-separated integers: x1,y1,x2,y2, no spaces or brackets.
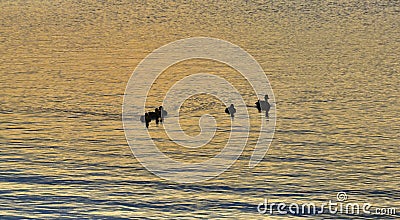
1,1,399,218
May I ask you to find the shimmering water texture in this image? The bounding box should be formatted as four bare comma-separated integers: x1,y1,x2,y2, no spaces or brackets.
1,0,399,219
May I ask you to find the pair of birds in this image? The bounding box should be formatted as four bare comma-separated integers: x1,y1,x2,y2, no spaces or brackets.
141,106,168,128
225,95,271,118
255,95,271,117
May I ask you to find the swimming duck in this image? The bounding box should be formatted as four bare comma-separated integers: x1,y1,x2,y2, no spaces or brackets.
225,104,236,117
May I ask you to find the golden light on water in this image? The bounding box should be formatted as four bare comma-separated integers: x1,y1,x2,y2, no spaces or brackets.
1,0,399,218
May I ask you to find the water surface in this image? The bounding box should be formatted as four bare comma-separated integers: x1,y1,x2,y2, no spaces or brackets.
1,0,399,219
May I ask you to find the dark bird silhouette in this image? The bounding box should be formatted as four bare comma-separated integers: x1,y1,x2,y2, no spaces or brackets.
144,113,151,128
149,108,161,124
225,104,236,117
159,106,167,122
255,100,261,112
140,106,167,127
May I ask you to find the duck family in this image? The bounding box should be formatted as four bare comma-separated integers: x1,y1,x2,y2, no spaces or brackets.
141,95,270,128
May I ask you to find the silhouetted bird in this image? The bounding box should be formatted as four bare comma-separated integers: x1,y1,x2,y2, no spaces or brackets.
149,108,161,124
144,113,151,128
140,106,168,127
225,104,236,117
159,106,167,122
255,100,261,112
